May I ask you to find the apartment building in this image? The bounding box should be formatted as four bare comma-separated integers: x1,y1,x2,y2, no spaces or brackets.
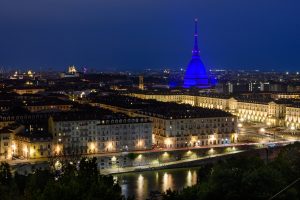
48,110,152,155
285,104,300,129
130,92,296,128
90,95,237,148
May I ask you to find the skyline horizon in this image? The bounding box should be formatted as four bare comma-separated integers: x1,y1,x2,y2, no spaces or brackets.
1,64,299,73
1,1,300,72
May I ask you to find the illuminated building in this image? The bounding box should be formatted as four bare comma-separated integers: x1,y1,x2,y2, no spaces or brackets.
48,110,152,154
285,103,300,129
139,75,144,90
90,95,237,148
59,65,80,78
0,124,24,160
183,19,210,89
14,131,52,159
13,87,45,95
68,65,77,74
9,70,39,80
130,92,298,128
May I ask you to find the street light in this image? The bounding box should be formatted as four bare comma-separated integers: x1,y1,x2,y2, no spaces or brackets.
291,126,295,135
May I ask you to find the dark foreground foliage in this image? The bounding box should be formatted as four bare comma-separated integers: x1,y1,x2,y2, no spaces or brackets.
161,142,300,200
0,157,124,200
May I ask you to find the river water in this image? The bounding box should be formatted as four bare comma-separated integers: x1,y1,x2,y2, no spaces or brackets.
114,167,200,200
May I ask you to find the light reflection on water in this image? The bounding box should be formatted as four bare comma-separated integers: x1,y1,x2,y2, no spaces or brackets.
114,167,199,200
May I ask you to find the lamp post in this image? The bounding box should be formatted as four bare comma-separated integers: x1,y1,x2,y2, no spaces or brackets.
236,123,242,143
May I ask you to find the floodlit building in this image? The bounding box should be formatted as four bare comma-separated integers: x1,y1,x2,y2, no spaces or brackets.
14,130,52,159
285,103,300,129
130,92,298,128
0,124,24,160
48,110,152,155
13,87,45,95
90,95,237,148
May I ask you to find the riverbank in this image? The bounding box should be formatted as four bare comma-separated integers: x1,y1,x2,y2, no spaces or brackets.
101,143,288,175
101,149,247,175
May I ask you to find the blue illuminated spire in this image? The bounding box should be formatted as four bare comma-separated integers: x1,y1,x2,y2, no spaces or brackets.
183,18,210,89
192,18,200,56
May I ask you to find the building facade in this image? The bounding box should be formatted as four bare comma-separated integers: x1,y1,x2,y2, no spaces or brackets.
285,104,300,129
13,132,52,159
48,114,152,155
130,92,298,128
90,95,237,149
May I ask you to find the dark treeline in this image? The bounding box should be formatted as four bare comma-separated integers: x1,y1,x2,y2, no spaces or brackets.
161,143,300,200
0,157,126,200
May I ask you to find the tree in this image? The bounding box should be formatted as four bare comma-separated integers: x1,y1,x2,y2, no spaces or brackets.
0,162,12,184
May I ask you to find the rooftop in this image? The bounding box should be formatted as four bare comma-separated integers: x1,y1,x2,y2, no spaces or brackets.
50,106,150,123
92,95,233,119
15,130,53,142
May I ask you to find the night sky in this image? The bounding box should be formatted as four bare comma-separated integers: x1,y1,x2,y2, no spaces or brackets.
1,0,300,71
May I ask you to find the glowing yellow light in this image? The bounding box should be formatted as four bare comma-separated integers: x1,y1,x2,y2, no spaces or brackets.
162,152,169,157
23,147,28,154
54,160,62,170
90,143,96,150
164,138,172,147
55,145,61,154
208,148,214,155
111,156,117,162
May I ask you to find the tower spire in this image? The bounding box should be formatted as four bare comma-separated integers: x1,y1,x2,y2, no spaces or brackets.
192,18,200,56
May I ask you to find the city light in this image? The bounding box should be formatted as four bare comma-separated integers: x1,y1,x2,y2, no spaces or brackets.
54,160,62,170
23,147,28,154
162,152,169,158
11,144,16,151
259,128,265,133
55,145,61,154
208,148,214,155
164,138,172,148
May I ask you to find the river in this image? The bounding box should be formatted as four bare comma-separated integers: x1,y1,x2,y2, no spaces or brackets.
114,167,200,200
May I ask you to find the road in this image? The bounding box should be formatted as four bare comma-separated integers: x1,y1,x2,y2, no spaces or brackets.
238,122,300,143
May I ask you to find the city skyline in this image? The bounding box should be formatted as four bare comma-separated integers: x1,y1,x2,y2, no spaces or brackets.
1,2,300,200
1,0,300,71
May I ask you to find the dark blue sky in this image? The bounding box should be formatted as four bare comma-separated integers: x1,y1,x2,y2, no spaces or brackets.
0,0,300,71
